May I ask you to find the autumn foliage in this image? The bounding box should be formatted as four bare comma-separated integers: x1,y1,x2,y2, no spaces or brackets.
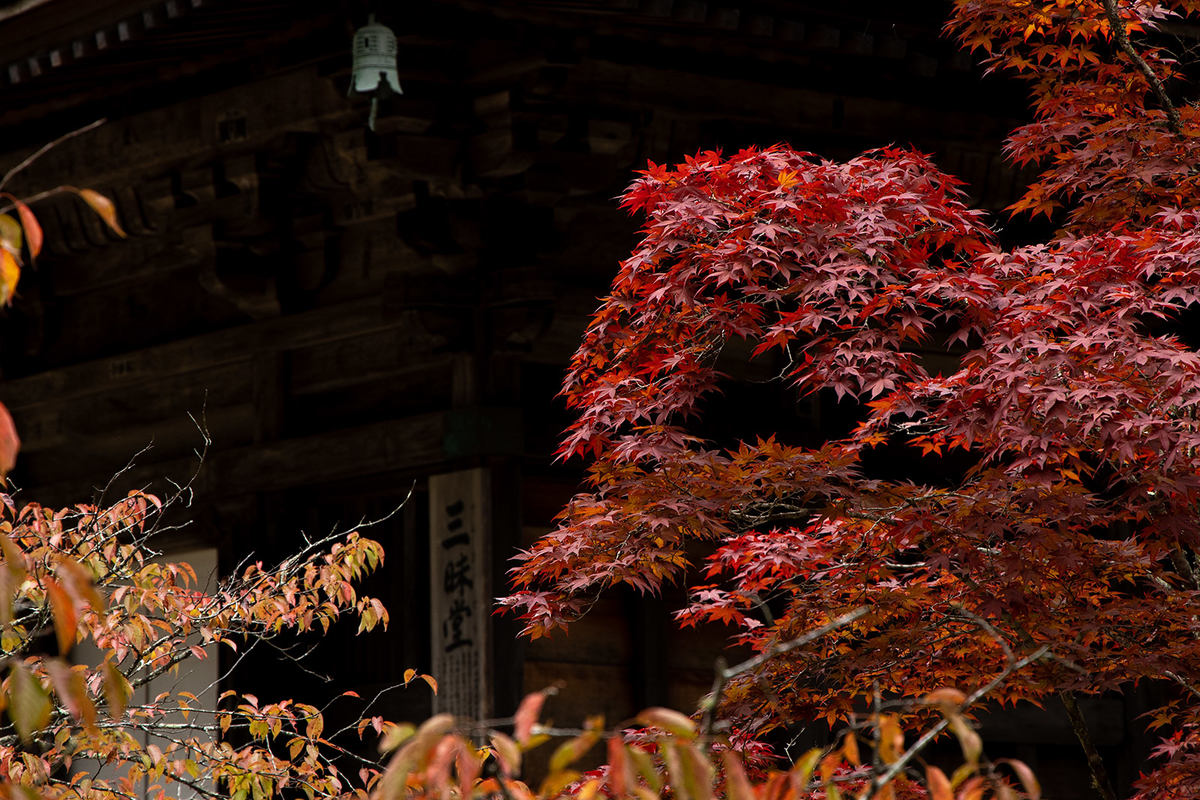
500,1,1200,799
0,484,408,800
9,3,1200,800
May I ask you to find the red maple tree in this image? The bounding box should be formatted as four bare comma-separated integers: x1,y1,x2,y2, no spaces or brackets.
502,2,1200,798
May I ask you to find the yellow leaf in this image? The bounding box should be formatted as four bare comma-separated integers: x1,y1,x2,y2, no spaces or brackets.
635,707,697,738
626,745,662,793
577,778,603,800
950,763,975,789
379,722,416,753
948,715,982,768
489,731,522,778
103,660,133,718
548,725,601,773
0,214,22,258
792,747,822,788
10,660,51,741
538,769,582,798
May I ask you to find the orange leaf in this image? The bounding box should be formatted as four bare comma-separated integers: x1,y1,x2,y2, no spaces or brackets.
842,730,860,766
924,687,966,706
999,759,1041,800
957,775,985,800
43,577,77,655
0,249,19,307
877,713,904,764
73,188,126,237
514,690,548,746
45,658,97,729
927,766,952,800
0,401,20,481
722,751,755,800
56,557,104,612
14,200,41,259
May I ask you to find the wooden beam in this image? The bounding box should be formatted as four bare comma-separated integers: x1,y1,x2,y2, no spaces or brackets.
18,403,527,510
0,297,416,410
21,411,447,509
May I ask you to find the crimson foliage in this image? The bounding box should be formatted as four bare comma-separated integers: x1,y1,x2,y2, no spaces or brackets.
504,2,1200,798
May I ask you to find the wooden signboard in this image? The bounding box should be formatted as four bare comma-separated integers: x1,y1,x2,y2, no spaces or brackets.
429,468,492,721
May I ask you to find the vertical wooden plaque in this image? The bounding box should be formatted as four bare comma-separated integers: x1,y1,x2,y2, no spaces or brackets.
429,467,492,720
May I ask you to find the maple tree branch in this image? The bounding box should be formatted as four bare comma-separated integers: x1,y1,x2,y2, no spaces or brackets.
1060,689,1118,800
857,645,1050,800
1169,546,1200,592
1100,0,1182,134
723,606,871,680
1164,670,1200,701
700,606,869,739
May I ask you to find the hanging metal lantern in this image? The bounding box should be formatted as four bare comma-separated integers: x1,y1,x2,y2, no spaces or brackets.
349,14,401,131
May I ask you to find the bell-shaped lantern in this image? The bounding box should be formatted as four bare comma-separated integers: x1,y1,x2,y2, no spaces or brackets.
349,14,401,130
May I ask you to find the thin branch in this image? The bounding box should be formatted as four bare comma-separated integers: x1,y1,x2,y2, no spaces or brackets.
701,606,870,738
0,118,105,190
1101,0,1182,134
857,645,1050,800
1164,670,1200,701
723,606,871,679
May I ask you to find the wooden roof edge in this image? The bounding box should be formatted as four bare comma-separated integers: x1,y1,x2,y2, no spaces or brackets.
0,0,56,24
0,0,206,88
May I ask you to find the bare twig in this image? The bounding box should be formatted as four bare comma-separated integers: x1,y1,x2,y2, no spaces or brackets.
0,118,105,190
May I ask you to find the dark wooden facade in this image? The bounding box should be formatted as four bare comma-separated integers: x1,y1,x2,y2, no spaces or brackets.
0,0,1135,795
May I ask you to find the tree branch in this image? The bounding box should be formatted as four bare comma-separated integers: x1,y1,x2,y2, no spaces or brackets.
0,119,106,190
701,606,870,739
1061,689,1118,800
1101,0,1182,134
857,645,1050,800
